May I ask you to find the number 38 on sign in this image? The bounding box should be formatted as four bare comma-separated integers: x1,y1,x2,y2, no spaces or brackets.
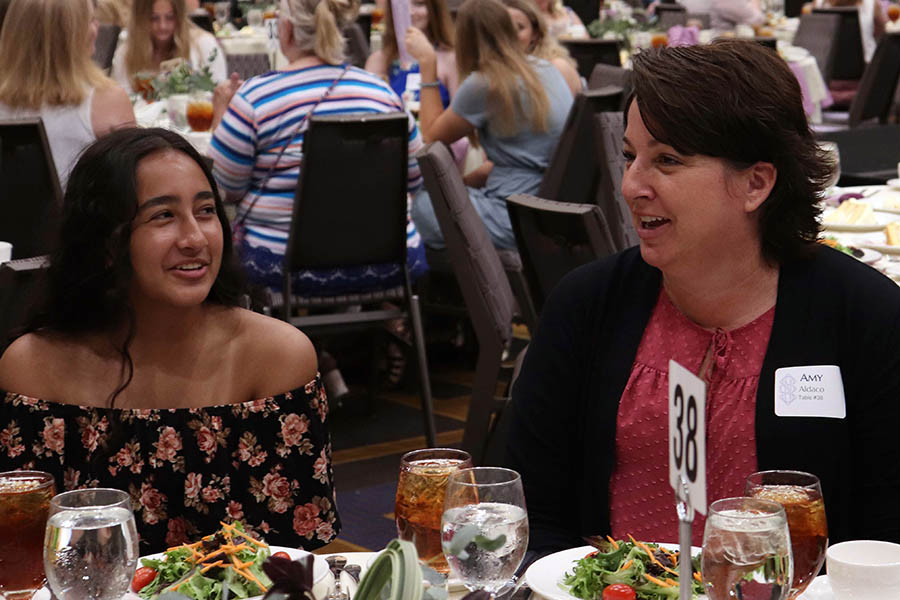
668,360,707,515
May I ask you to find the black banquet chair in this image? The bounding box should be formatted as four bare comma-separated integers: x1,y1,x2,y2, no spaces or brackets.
0,119,60,347
91,24,121,73
272,112,437,446
507,194,617,315
559,39,622,80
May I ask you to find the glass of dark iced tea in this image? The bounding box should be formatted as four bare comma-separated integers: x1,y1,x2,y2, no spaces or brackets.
0,471,56,599
746,470,828,599
395,448,472,574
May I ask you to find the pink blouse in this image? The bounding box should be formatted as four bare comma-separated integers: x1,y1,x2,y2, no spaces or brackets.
608,289,775,545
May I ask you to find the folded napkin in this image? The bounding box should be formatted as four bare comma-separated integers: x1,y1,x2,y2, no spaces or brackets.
667,25,700,47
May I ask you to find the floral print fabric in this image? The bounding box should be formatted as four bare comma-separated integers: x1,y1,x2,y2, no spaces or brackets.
0,376,340,553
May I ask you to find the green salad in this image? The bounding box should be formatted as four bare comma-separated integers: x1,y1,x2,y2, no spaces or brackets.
133,522,275,600
563,537,704,600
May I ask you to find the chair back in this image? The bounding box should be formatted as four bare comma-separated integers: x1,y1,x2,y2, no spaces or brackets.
92,24,121,73
794,13,841,84
685,12,711,28
785,0,804,17
507,194,617,313
817,124,900,185
285,112,409,283
539,89,623,208
225,53,271,79
565,0,601,30
593,112,639,250
848,33,900,127
657,4,687,27
559,39,622,79
343,23,370,68
417,142,515,348
0,119,62,260
588,63,632,100
189,12,215,33
813,6,864,80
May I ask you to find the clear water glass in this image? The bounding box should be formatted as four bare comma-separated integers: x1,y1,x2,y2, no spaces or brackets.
43,488,139,600
702,497,793,600
441,467,528,595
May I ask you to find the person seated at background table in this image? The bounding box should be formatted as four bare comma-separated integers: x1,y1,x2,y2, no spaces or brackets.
406,0,574,250
0,0,135,188
503,0,582,97
679,0,764,29
508,39,900,557
111,0,228,93
537,0,587,38
365,0,459,109
209,0,428,295
0,127,341,553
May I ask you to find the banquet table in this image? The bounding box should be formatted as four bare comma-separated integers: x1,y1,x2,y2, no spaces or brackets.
785,52,834,123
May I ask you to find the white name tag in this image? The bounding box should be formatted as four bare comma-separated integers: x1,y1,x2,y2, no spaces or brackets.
774,365,846,419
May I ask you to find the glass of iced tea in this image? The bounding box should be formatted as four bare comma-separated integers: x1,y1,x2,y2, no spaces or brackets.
186,92,214,132
395,448,472,574
746,470,828,599
0,471,56,599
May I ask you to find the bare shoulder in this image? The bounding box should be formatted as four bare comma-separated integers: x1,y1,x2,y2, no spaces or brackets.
365,49,387,77
231,309,319,395
92,81,137,136
0,333,71,396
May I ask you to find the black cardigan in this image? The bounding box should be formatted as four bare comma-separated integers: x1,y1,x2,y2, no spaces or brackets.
508,245,900,553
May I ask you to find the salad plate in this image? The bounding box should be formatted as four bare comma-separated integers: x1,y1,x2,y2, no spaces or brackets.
524,545,830,600
524,544,703,600
33,546,330,600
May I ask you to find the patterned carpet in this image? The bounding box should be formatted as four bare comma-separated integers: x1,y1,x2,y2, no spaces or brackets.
313,325,528,555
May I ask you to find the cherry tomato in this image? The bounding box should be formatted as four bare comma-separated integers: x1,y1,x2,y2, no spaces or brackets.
602,584,636,600
272,551,291,559
131,566,158,592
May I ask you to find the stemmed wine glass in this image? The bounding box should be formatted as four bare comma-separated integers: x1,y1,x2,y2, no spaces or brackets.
440,467,528,596
817,141,841,194
43,488,139,600
746,470,828,599
701,497,793,600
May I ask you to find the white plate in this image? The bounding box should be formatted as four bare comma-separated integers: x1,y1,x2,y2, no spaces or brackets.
524,545,831,600
34,546,329,600
886,178,900,191
868,188,900,214
821,207,899,232
524,544,703,600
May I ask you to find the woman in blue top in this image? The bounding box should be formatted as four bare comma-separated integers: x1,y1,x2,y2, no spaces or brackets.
406,0,573,249
365,0,459,108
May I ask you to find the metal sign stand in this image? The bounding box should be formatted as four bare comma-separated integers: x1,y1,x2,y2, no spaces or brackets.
676,475,694,600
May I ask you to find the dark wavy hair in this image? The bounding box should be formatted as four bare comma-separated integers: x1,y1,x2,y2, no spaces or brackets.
628,39,833,264
25,127,246,405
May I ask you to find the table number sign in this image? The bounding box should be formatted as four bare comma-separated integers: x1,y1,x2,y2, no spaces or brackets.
668,360,707,600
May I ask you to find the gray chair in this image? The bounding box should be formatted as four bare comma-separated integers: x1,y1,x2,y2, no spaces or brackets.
507,194,617,314
343,23,370,68
275,112,437,447
539,89,624,208
417,141,520,464
559,39,622,80
593,112,639,250
588,63,632,103
656,3,687,27
225,53,272,79
812,6,865,81
92,24,121,73
848,32,900,127
794,12,841,85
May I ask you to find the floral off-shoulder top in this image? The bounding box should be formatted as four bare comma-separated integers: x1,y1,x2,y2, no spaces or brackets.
0,375,340,553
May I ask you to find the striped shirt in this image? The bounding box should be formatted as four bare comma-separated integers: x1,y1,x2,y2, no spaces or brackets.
209,64,424,256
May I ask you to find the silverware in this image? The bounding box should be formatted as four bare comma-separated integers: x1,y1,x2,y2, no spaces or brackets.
343,564,361,585
326,555,350,600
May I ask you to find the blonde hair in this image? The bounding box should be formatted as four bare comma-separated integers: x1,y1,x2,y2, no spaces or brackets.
124,0,192,78
501,0,575,66
455,0,550,135
0,0,109,108
95,0,126,25
382,0,454,67
281,0,359,65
